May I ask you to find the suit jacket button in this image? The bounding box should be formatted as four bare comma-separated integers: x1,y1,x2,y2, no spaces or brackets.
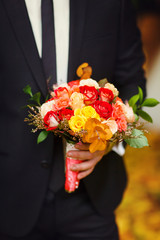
41,160,50,169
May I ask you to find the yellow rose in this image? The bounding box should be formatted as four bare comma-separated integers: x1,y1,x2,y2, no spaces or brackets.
69,115,86,132
70,92,85,110
74,108,82,116
80,106,100,120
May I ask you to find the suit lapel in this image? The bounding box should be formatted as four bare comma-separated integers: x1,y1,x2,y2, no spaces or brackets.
68,0,87,82
2,0,47,97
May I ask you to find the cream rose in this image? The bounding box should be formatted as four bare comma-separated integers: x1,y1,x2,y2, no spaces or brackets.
102,119,118,134
117,101,135,123
70,92,85,110
123,102,135,123
104,83,119,97
40,99,55,118
51,83,70,97
79,78,99,89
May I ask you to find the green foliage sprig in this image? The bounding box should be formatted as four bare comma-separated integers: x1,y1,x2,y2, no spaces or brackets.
124,87,160,148
23,85,41,106
128,86,159,123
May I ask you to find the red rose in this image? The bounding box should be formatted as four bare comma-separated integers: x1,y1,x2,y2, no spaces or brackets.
58,108,74,121
80,85,98,105
68,80,80,88
99,88,114,102
92,101,112,119
44,111,59,131
68,80,80,94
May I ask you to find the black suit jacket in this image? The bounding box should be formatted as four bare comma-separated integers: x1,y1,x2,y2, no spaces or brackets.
0,0,146,237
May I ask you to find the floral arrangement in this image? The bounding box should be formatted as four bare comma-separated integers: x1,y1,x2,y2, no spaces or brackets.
23,63,159,192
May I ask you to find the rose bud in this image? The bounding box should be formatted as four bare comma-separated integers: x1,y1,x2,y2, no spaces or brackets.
44,111,59,131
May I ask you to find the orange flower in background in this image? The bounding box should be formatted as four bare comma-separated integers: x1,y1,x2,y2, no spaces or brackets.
76,62,92,79
83,118,113,153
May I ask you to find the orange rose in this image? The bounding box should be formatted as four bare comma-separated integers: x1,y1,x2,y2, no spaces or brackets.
116,116,127,132
54,87,70,99
112,102,124,119
68,80,80,95
54,97,70,111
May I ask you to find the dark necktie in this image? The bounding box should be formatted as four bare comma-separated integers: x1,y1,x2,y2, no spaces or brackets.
41,0,57,87
42,0,64,192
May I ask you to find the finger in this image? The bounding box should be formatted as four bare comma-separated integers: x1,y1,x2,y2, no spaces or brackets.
67,150,93,160
70,158,96,172
74,142,90,151
77,167,94,180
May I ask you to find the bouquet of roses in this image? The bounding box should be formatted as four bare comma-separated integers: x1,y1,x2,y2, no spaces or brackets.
23,63,159,192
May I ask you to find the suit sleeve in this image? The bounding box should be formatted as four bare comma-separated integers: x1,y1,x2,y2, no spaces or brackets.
113,0,146,101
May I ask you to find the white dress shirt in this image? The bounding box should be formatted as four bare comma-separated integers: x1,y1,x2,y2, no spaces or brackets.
25,0,69,85
25,0,125,156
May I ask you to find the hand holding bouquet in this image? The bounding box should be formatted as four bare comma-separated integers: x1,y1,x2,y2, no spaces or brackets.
24,63,159,192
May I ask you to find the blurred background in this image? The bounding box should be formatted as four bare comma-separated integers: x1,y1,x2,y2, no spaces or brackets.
116,1,160,239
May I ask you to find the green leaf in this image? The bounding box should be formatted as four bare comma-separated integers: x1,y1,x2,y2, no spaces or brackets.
125,134,149,148
141,98,159,107
138,86,143,105
29,92,41,106
128,94,139,108
134,113,139,122
131,129,143,136
37,131,49,144
137,110,153,123
133,104,137,113
125,129,149,148
23,85,33,97
98,78,108,87
45,94,49,102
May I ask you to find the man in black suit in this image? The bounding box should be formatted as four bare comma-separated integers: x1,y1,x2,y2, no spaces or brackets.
0,0,146,239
